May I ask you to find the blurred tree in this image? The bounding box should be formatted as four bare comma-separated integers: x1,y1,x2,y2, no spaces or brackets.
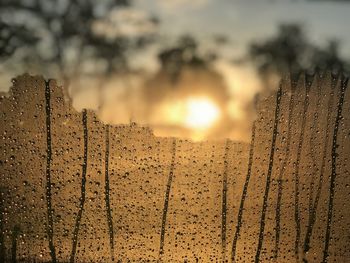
143,35,231,129
0,0,158,98
312,40,347,72
249,24,349,78
158,35,215,82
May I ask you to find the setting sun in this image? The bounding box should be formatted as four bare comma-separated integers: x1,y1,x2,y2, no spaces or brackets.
184,97,220,129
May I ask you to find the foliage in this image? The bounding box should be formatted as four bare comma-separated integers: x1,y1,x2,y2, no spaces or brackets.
157,35,215,82
0,0,157,82
249,24,350,76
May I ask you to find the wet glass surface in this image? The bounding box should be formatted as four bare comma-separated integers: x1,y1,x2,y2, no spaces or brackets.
0,73,349,262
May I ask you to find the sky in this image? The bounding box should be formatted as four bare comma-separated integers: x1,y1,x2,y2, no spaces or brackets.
112,0,350,141
134,0,350,63
1,0,350,141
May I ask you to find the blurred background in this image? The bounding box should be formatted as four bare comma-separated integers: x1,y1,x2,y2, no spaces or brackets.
1,0,350,141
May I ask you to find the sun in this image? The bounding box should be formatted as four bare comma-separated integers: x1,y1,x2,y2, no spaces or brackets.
184,97,220,129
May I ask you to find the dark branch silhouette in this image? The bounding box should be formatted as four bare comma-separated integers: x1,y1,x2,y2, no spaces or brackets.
254,84,282,263
44,79,57,263
322,77,348,263
70,109,88,263
221,139,230,261
303,74,338,258
274,76,298,259
231,97,258,262
159,138,177,259
104,124,115,262
292,74,313,260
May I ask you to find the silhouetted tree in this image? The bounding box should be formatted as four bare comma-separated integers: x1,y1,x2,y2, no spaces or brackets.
158,35,211,82
313,41,347,72
0,0,157,97
249,24,349,77
142,35,231,133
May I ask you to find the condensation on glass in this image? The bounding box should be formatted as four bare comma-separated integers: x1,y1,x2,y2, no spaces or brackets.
0,73,349,262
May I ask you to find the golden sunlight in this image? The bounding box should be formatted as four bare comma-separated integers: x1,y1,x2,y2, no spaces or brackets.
184,97,220,129
154,96,222,140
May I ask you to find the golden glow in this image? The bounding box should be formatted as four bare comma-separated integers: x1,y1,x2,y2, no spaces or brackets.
184,97,220,129
155,96,221,141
